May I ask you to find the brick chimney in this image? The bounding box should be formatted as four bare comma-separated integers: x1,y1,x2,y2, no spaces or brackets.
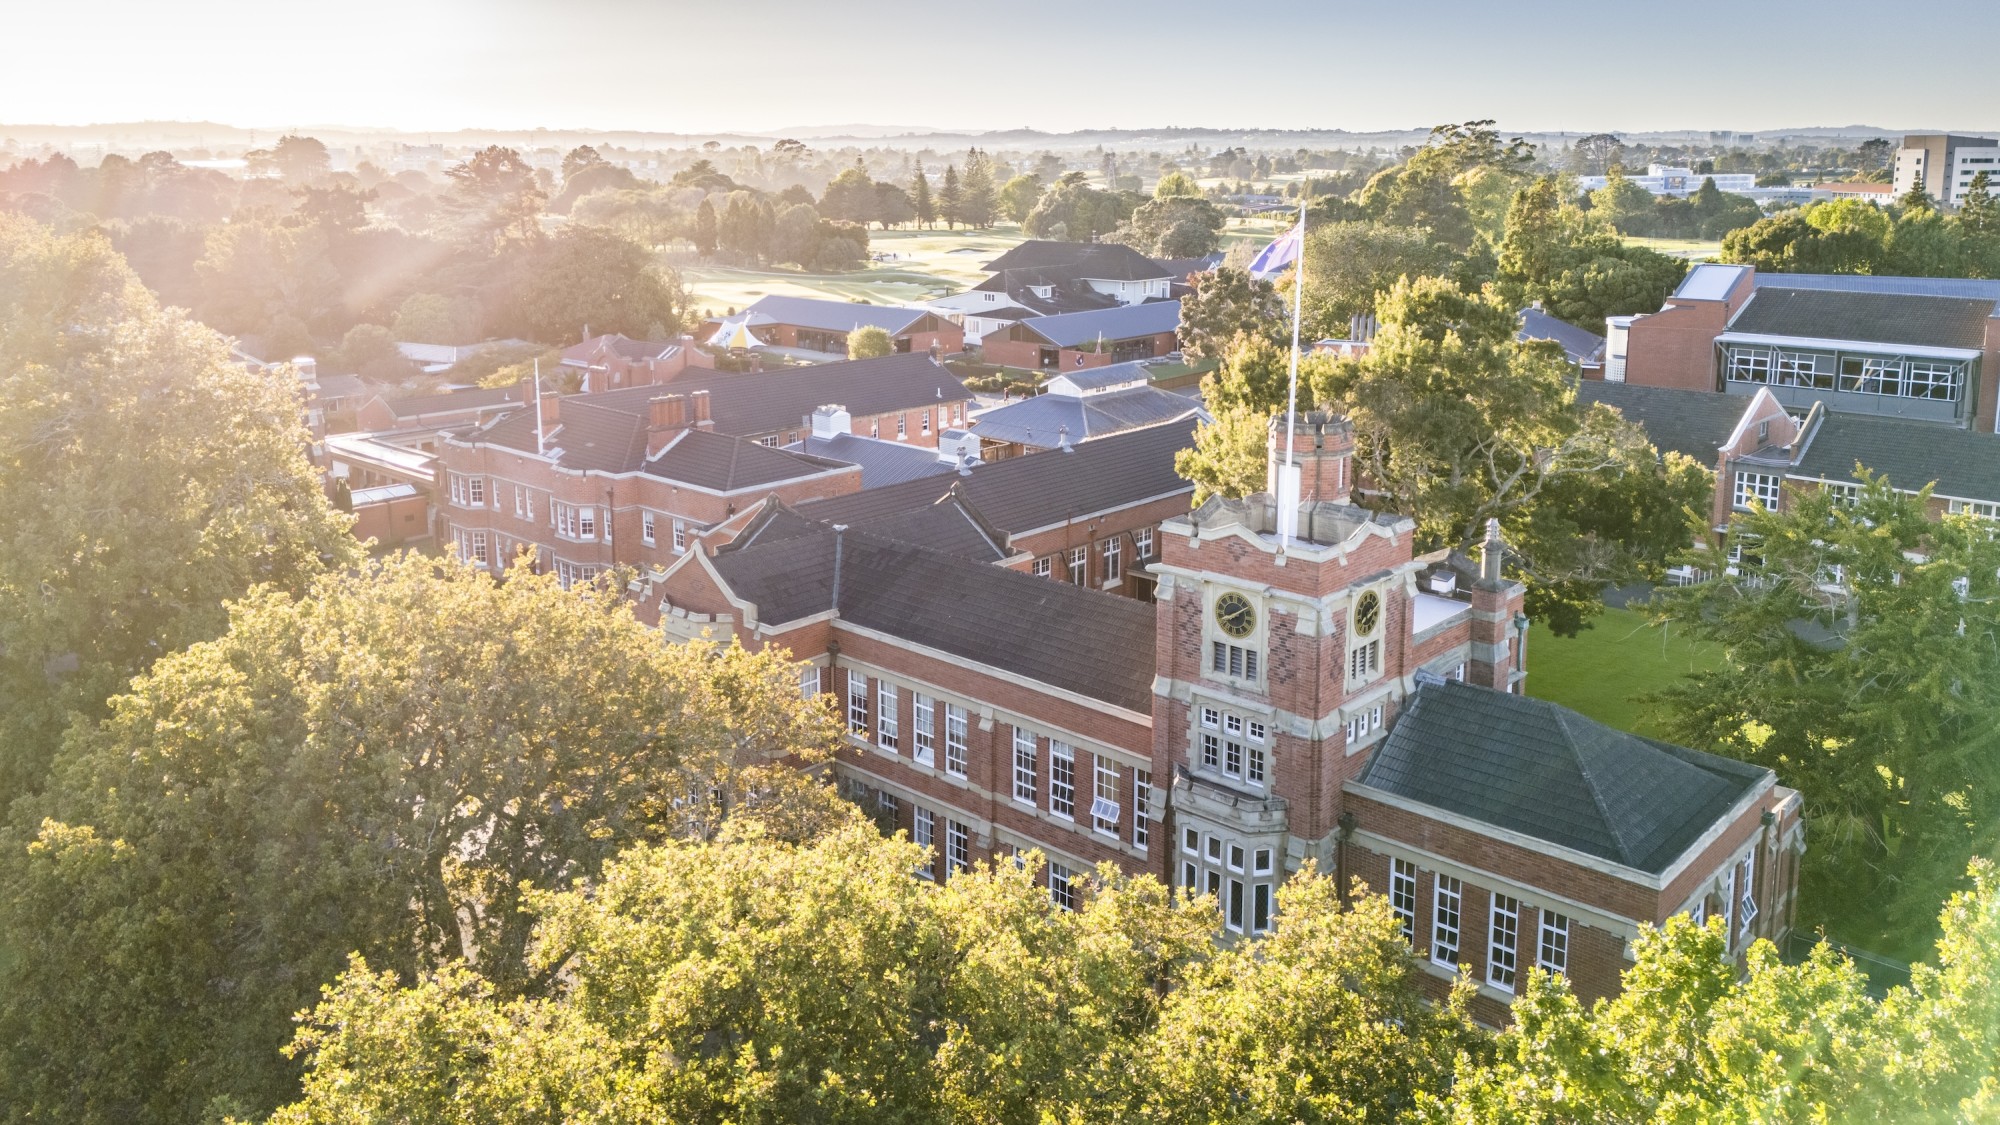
538,390,561,426
690,389,714,429
647,394,688,457
1467,518,1527,693
1267,410,1354,506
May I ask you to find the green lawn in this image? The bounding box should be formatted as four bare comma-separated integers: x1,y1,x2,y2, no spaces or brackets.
1625,236,1725,261
678,226,1031,317
1524,605,1721,739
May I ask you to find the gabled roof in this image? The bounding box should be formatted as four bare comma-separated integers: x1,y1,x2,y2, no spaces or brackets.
971,268,1123,316
1518,308,1606,366
560,353,970,438
1727,287,1995,350
800,418,1196,543
708,522,1159,710
1792,409,2000,503
562,333,681,368
742,295,933,335
970,385,1205,449
1011,300,1182,348
786,431,956,489
379,385,524,420
982,240,1174,281
474,404,848,490
1356,681,1769,874
1574,382,1746,464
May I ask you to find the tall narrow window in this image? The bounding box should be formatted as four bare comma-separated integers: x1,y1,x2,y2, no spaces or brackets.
876,682,899,751
672,519,687,553
1488,893,1520,991
1034,556,1053,579
1091,760,1120,836
1102,536,1121,581
1068,546,1088,586
946,819,970,873
1134,527,1154,559
800,665,820,701
1390,859,1417,942
1538,912,1570,975
944,704,968,777
1432,875,1462,966
1012,727,1038,803
912,693,935,765
1049,862,1077,910
641,511,656,545
913,807,935,878
1736,856,1758,946
1132,769,1151,849
1049,741,1076,818
846,670,869,736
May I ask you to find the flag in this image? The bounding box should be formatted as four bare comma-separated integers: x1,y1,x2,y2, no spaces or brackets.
1248,219,1304,280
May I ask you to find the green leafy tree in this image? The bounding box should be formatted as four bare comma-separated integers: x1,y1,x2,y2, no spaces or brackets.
391,290,481,343
1177,266,1286,362
1296,219,1457,338
847,324,894,359
911,163,937,228
560,144,606,182
1023,172,1138,242
335,321,399,370
490,224,687,344
443,145,546,250
246,134,331,184
873,182,916,229
0,215,356,793
960,148,999,228
1153,170,1201,199
1115,194,1225,258
996,172,1041,222
1495,177,1687,330
938,164,963,229
1587,167,1661,235
0,555,849,1122
818,165,878,225
1689,175,1765,238
771,202,821,267
1958,171,1999,237
693,195,718,257
1884,206,1967,276
1649,474,2000,958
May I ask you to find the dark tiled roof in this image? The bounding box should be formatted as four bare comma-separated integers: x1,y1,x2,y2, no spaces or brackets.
1794,410,2000,502
1727,287,1995,350
709,523,1159,710
650,429,852,491
972,268,1123,316
800,418,1196,539
1519,308,1607,365
982,240,1174,281
970,386,1205,448
1575,382,1744,464
1357,681,1769,874
562,333,680,366
745,295,931,335
589,353,968,438
476,404,847,490
787,432,956,489
385,385,524,419
1016,300,1182,348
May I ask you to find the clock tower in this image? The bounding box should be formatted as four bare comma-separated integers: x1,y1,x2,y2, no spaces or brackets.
1148,411,1525,935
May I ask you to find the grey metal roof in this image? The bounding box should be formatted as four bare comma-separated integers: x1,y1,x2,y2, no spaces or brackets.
1017,300,1183,348
1674,263,1752,301
800,418,1196,541
1727,287,1995,350
982,240,1174,280
475,402,849,490
744,295,931,335
1793,410,2000,502
1356,681,1769,874
1575,382,1745,464
571,353,970,438
709,523,1159,710
383,385,524,419
1518,308,1607,365
1750,272,2000,303
971,386,1205,449
786,432,956,489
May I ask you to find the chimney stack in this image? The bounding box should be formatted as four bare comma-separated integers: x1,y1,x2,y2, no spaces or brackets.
646,394,687,457
1479,518,1505,584
690,389,713,429
538,390,561,426
1267,410,1355,509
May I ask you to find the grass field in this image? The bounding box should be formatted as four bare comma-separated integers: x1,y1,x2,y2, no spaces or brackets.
1626,236,1725,261
1524,605,1721,739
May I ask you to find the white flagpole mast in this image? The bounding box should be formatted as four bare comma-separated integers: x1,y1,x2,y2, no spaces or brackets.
534,359,546,457
1279,196,1307,546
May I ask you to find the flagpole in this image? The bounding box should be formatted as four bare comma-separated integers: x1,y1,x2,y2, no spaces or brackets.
534,359,546,457
1280,196,1306,546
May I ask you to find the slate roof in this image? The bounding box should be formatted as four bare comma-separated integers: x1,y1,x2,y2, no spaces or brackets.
971,267,1123,316
474,402,849,489
971,386,1206,448
1793,410,2000,502
562,333,681,367
709,522,1159,710
1727,287,1995,351
1356,681,1769,874
1518,308,1607,366
564,353,970,438
311,373,369,402
1015,300,1183,348
380,385,525,420
743,295,932,335
982,240,1174,280
1574,382,1746,464
786,432,956,489
800,418,1196,545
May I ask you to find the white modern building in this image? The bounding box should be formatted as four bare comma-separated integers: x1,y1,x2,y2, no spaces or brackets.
1893,134,2000,207
1576,164,1758,198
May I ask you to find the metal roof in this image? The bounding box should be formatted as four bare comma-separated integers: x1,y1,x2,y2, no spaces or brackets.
1016,300,1183,348
743,295,932,335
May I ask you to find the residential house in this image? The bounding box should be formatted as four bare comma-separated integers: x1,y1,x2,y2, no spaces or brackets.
561,332,712,392
928,241,1179,339
634,410,1800,1024
725,295,964,359
968,361,1207,460
981,300,1183,371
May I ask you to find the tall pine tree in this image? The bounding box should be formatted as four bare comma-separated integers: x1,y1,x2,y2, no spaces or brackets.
961,149,998,229
939,165,963,230
911,162,935,229
693,197,718,257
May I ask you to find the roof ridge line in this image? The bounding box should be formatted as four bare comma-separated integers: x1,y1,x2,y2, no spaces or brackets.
1552,706,1638,867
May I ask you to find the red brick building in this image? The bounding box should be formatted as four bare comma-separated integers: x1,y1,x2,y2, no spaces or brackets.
560,332,714,392
721,295,964,358
638,410,1802,1021
981,300,1182,372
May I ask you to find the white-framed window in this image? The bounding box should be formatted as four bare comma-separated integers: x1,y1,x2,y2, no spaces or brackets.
554,501,593,541
1182,826,1198,856
1538,912,1570,975
1948,498,2000,519
944,704,968,777
580,506,596,539
672,519,687,553
1348,639,1381,684
1102,536,1121,582
1226,877,1247,933
913,806,935,878
1390,859,1417,942
847,670,869,736
800,664,820,701
1200,732,1219,769
449,473,486,509
1432,875,1462,966
1211,642,1260,682
1049,861,1077,911
1736,855,1758,946
1726,345,1772,384
1132,769,1151,849
1012,727,1038,803
1049,741,1076,818
946,819,970,873
921,410,931,435
641,511,656,546
1488,893,1519,991
1733,471,1781,511
877,790,898,817
469,530,490,566
1134,526,1154,559
953,402,964,425
521,489,534,522
1091,760,1120,836
1345,705,1384,743
876,682,900,751
1067,546,1088,586
912,693,935,764
553,559,599,590
897,413,907,438
1034,556,1053,579
513,486,526,519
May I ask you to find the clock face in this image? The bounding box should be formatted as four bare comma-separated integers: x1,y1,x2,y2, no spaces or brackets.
1215,592,1256,638
1355,590,1382,637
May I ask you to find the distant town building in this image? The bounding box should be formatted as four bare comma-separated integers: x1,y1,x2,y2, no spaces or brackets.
1893,133,2000,207
1575,164,1757,197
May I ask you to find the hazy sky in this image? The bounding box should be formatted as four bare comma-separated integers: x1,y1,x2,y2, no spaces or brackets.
7,0,1997,136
